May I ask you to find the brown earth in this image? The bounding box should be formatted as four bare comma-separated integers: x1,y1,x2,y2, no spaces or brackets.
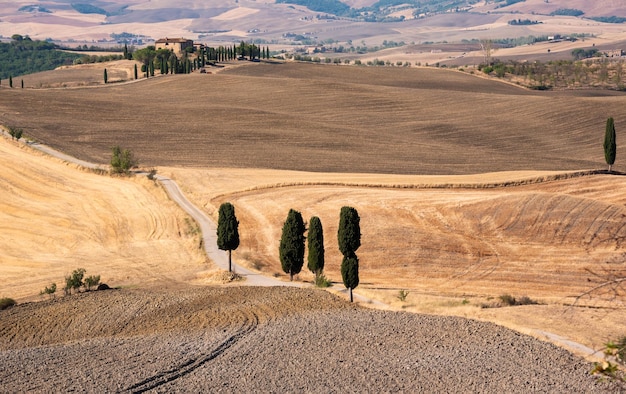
2,62,626,175
0,286,621,393
1,62,626,390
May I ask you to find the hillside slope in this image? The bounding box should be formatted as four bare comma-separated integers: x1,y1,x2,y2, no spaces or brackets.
2,62,624,174
0,137,205,300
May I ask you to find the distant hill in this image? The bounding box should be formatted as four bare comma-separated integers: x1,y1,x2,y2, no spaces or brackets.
1,0,625,44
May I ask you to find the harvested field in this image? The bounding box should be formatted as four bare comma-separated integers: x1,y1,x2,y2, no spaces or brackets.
2,62,626,174
0,287,621,393
0,137,206,301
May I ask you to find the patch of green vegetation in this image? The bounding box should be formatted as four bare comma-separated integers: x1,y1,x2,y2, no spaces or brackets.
590,16,626,24
0,35,81,79
550,8,584,17
276,0,350,16
0,297,16,310
71,3,107,15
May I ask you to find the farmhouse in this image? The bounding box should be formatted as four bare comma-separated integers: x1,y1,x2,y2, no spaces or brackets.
155,37,194,57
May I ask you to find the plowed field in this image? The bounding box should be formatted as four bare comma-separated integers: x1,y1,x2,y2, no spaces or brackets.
0,287,620,393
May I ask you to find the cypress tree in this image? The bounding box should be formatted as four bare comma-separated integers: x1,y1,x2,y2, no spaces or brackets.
604,117,617,172
217,202,240,272
134,64,138,80
279,209,306,281
21,80,23,89
9,76,13,88
103,69,107,84
341,254,359,302
338,206,361,256
307,216,325,279
338,206,361,301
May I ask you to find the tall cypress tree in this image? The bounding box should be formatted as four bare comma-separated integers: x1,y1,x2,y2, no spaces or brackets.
338,206,361,256
134,64,138,80
307,216,325,279
217,202,240,272
341,254,359,302
103,69,107,84
279,209,306,281
338,206,361,302
604,117,617,172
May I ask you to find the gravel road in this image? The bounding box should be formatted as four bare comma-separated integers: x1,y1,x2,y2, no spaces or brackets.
0,287,621,393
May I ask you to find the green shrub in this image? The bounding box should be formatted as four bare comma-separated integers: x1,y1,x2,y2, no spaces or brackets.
397,289,409,302
40,283,57,299
64,268,86,295
314,274,332,288
84,275,100,291
0,297,16,310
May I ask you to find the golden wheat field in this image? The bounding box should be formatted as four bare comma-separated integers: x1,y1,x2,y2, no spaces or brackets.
1,61,626,364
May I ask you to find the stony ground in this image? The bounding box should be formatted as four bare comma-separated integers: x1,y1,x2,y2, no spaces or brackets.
0,286,621,393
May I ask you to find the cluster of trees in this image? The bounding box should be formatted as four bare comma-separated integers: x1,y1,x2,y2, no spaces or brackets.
217,202,362,301
479,58,626,90
508,19,541,26
0,34,80,79
110,146,136,174
40,268,102,299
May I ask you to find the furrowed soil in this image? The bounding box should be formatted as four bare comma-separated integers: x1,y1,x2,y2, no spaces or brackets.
2,62,626,391
2,61,626,174
0,287,621,393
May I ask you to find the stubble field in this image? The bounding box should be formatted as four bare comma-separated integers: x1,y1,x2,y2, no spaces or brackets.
1,61,626,391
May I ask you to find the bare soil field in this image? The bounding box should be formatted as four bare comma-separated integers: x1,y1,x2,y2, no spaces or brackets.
2,62,626,175
0,286,621,393
2,62,626,390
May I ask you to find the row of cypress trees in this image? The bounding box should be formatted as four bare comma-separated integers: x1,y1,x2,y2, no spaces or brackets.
216,202,362,301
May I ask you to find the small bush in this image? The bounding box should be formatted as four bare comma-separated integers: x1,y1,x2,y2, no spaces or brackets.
397,289,409,302
84,275,100,291
314,274,332,288
40,283,57,299
64,268,86,295
0,297,16,310
499,294,516,306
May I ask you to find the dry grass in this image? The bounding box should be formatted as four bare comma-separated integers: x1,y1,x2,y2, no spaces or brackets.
0,137,206,301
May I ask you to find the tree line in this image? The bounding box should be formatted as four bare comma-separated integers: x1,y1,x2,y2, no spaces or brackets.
217,202,361,301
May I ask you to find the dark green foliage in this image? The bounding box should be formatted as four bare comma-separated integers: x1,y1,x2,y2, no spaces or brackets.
71,3,108,15
134,64,138,80
64,268,86,295
0,297,16,310
40,283,57,298
0,36,80,79
84,275,101,291
550,8,584,16
7,126,23,141
110,146,136,174
590,16,626,24
341,254,359,301
104,68,108,84
217,202,240,272
307,216,325,278
279,209,306,281
276,0,350,16
9,76,12,88
571,48,598,60
604,117,617,171
338,206,361,256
